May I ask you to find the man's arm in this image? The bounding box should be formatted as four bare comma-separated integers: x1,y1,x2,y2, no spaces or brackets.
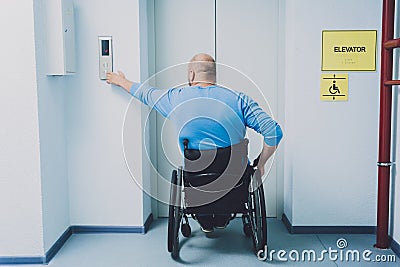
106,71,173,118
239,93,283,176
106,71,133,93
257,142,277,176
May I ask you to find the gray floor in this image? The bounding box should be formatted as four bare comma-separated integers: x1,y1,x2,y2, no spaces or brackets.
4,218,399,267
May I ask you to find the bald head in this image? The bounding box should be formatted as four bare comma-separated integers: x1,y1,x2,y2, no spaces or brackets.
188,53,216,86
191,53,215,63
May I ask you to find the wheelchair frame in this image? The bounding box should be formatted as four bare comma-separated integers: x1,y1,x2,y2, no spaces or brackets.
167,143,267,259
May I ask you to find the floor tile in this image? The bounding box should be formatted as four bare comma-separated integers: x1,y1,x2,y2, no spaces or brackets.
1,219,398,267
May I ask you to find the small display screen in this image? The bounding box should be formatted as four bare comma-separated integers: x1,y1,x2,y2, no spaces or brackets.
101,40,110,56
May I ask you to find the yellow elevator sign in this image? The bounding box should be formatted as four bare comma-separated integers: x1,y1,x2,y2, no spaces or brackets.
320,74,348,101
322,30,377,71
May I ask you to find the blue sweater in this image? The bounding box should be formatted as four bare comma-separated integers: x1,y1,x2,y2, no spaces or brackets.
130,83,283,150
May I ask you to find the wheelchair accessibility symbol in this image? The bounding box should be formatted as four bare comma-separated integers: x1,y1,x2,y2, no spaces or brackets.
329,81,340,95
320,74,348,101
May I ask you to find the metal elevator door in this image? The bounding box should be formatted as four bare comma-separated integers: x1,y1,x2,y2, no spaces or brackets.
153,0,279,218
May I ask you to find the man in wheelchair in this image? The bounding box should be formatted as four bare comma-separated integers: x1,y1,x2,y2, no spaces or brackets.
182,137,257,233
106,53,282,235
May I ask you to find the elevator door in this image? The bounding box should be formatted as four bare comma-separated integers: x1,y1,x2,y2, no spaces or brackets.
153,0,215,217
154,0,279,217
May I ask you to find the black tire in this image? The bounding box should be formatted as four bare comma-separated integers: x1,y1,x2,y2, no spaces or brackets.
167,170,177,252
168,169,182,256
167,168,183,258
248,171,267,255
172,204,181,259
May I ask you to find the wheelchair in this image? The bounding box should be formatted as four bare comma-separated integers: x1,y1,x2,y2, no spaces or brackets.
167,139,267,259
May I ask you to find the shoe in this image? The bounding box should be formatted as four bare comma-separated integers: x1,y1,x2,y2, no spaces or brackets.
195,214,214,233
214,214,231,229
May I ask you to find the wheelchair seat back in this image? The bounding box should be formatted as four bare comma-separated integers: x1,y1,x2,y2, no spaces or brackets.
183,139,253,213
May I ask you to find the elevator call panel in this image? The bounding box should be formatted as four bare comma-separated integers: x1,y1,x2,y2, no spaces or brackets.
98,36,113,80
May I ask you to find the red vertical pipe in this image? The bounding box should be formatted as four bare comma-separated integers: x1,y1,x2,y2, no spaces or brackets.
376,0,395,249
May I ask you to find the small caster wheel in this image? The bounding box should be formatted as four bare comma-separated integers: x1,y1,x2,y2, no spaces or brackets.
243,223,252,237
181,223,191,237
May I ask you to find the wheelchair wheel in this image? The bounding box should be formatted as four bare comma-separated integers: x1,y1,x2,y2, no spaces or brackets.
247,172,267,255
167,169,183,259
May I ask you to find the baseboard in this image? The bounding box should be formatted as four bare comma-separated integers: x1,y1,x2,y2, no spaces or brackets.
0,256,44,265
281,213,294,233
71,213,153,234
144,213,154,233
71,225,145,234
44,226,73,263
390,236,400,258
0,213,154,265
282,213,376,234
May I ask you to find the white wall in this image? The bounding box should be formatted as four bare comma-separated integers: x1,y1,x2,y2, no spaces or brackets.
0,0,44,256
33,0,70,252
283,0,382,226
66,0,150,226
0,0,151,259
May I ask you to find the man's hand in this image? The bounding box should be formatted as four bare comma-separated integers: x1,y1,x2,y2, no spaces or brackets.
106,71,133,93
